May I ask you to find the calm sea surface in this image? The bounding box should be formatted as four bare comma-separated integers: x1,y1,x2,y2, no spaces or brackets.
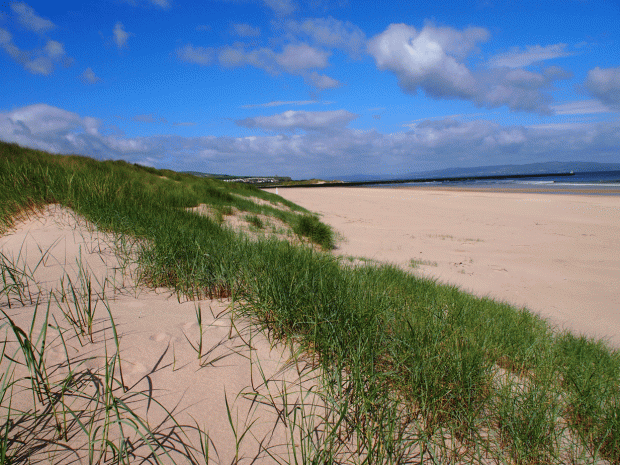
378,170,620,195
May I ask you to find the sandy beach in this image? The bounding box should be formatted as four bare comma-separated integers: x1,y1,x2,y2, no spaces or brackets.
268,186,620,347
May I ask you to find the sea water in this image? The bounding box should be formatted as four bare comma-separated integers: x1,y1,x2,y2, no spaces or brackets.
383,170,620,195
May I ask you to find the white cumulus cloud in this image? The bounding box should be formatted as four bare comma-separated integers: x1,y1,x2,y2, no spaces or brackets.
368,23,480,100
7,104,85,135
2,104,620,178
0,104,152,159
368,23,568,113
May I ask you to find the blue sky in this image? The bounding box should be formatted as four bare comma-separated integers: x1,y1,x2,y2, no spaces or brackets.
1,0,619,178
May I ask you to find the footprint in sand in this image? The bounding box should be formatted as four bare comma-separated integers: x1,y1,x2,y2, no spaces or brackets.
181,321,197,331
150,332,175,343
129,361,146,374
44,344,73,364
82,357,104,372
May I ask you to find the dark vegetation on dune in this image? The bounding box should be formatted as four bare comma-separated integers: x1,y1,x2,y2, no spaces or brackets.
1,140,619,464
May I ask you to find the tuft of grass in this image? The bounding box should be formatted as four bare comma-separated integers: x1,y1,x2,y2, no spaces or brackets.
244,214,264,229
293,214,335,250
218,205,234,216
409,258,438,268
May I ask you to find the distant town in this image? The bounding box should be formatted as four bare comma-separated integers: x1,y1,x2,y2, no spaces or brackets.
183,172,292,184
224,176,291,184
182,172,343,186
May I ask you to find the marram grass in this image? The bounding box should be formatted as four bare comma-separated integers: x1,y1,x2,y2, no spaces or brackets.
1,140,619,464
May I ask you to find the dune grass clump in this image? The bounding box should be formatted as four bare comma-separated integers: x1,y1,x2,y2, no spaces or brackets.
1,140,620,463
409,258,438,268
244,214,264,229
293,214,335,250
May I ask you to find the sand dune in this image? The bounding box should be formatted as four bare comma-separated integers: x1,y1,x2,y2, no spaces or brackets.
269,187,620,347
0,205,319,464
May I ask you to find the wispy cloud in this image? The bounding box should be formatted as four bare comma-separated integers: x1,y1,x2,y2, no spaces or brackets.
133,114,168,123
283,16,366,57
133,114,156,123
235,109,358,132
81,67,101,84
176,44,215,65
585,66,620,109
241,100,329,108
402,112,488,127
231,23,260,38
551,99,613,115
262,0,296,16
10,2,55,33
0,27,69,75
120,0,170,8
148,0,170,8
489,44,572,68
179,40,338,90
178,17,367,91
307,71,341,89
219,0,295,16
113,22,132,49
273,43,330,71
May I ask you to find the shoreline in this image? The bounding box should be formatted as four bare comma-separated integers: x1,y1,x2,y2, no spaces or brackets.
386,184,620,196
269,186,620,346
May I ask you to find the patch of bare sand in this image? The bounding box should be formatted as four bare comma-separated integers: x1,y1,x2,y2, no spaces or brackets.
188,203,301,245
0,205,322,464
268,187,620,347
231,193,293,212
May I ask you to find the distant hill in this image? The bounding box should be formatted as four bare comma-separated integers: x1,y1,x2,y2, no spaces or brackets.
182,171,232,179
335,161,620,183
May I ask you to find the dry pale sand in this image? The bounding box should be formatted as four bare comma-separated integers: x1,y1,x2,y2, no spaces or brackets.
0,205,321,464
269,186,620,347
